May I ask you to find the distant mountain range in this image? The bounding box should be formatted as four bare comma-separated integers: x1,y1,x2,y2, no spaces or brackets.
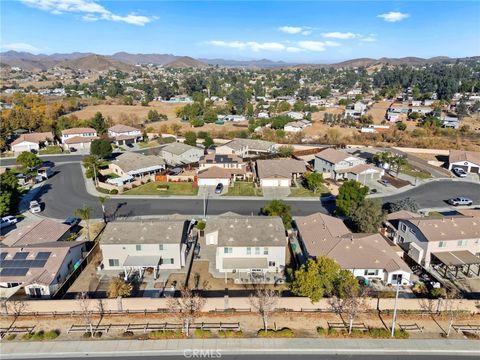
0,50,478,71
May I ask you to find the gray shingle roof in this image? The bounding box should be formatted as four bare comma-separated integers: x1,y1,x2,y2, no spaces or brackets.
113,152,165,173
162,142,201,155
256,159,306,179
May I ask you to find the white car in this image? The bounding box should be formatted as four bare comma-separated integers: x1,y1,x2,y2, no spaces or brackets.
29,200,42,214
452,167,467,178
0,216,18,229
447,197,473,206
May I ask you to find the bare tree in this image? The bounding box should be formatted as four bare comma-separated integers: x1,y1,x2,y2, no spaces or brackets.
249,288,279,333
330,284,369,334
6,299,29,318
443,289,462,337
77,292,94,337
166,287,206,336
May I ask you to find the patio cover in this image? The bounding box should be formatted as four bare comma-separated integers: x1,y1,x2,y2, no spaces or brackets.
123,255,161,267
223,257,268,270
432,251,480,266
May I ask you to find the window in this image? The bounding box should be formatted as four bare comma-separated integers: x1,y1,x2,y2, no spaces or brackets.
136,245,142,251
398,236,405,243
108,259,120,267
400,223,407,232
457,240,467,247
255,247,260,255
439,241,447,248
268,261,276,267
263,248,269,255
224,247,232,254
364,269,379,276
159,244,164,251
164,258,174,264
246,247,251,255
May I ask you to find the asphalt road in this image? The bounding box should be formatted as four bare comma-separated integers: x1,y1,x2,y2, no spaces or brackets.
36,163,480,220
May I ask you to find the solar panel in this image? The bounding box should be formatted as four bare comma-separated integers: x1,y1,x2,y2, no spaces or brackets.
35,252,51,260
13,252,29,260
0,268,29,276
29,260,47,268
0,253,7,261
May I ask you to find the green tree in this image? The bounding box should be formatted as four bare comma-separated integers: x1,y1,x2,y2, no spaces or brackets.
336,180,369,216
82,155,101,179
277,145,294,157
350,199,385,233
227,85,248,114
184,131,197,146
74,205,93,242
202,136,214,148
290,257,341,303
147,109,161,122
16,151,42,170
90,139,112,158
0,170,21,216
261,200,292,229
90,112,107,135
190,118,205,127
386,197,419,213
203,108,217,123
396,122,407,131
304,172,324,194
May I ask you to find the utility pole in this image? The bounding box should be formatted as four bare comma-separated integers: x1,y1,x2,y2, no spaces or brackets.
391,275,402,337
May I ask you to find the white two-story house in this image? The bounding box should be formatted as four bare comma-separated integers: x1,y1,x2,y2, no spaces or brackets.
100,219,189,279
108,124,142,146
204,216,287,283
61,127,98,151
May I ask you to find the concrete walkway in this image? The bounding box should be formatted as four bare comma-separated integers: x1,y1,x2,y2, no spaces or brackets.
1,338,478,358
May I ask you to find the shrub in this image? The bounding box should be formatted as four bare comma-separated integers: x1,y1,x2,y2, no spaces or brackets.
4,334,16,340
122,331,134,337
22,333,34,340
93,331,102,338
109,189,118,195
148,330,183,339
317,327,328,336
30,331,45,341
430,287,446,299
157,184,169,190
218,330,243,338
43,330,60,340
257,328,295,338
195,221,206,230
194,329,212,338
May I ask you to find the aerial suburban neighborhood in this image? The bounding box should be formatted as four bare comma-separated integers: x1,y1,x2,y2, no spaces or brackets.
0,0,479,359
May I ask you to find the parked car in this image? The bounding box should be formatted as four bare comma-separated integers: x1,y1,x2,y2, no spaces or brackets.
320,194,336,203
63,216,81,227
0,216,18,229
69,147,77,152
194,243,201,258
447,197,473,206
379,179,390,186
29,200,42,213
215,183,224,194
452,167,467,178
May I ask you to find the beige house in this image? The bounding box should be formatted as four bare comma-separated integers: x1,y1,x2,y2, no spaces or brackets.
107,152,165,185
216,138,275,158
160,142,203,166
108,124,142,146
256,158,306,187
295,213,411,285
197,153,248,186
10,132,54,154
61,127,98,151
397,216,480,269
448,150,480,174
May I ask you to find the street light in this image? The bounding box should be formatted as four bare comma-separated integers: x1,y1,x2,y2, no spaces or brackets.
391,274,402,337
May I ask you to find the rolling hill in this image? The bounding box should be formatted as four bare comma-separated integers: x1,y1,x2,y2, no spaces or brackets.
58,55,133,72
163,56,207,68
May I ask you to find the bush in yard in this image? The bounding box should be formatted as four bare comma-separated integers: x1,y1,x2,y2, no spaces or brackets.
30,331,45,340
257,328,295,338
44,330,60,340
194,329,212,338
109,189,118,195
218,330,243,338
5,334,16,340
122,331,134,337
430,287,447,299
157,184,169,190
22,333,34,340
195,220,206,230
148,330,183,339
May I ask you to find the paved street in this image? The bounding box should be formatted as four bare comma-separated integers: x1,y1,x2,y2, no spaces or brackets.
34,163,480,219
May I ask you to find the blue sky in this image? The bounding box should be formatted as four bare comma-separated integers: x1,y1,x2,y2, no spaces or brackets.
1,1,479,62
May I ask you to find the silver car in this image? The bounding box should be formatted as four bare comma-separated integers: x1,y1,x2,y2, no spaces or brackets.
447,197,473,206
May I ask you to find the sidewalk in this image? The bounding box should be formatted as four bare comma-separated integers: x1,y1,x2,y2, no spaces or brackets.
1,338,478,358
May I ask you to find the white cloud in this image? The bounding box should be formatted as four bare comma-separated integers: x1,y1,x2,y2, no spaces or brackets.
21,0,153,26
208,41,286,52
2,42,42,53
286,47,304,53
298,41,327,52
278,26,312,35
322,32,357,39
359,36,377,43
378,11,409,23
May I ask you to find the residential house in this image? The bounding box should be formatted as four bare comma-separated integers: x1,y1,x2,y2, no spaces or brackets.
354,101,367,114
61,127,98,151
10,132,54,154
410,100,422,107
448,150,480,174
107,152,166,186
284,120,312,133
396,216,480,268
286,111,304,120
256,158,306,187
0,219,85,298
216,138,276,158
204,216,286,281
160,142,204,166
257,111,270,119
197,153,247,186
222,115,247,122
108,124,142,146
295,213,411,285
314,148,384,182
100,219,189,277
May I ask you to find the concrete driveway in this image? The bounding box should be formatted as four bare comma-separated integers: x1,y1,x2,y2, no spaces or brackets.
262,186,291,199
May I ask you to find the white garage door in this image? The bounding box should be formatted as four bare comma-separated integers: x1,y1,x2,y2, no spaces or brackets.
13,144,37,153
198,178,230,186
261,179,290,187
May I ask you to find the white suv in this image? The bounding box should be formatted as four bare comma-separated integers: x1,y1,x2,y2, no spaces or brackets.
452,167,467,177
447,197,473,206
29,200,42,213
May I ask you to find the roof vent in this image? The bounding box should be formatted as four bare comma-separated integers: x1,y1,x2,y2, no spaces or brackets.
228,237,234,242
230,224,234,228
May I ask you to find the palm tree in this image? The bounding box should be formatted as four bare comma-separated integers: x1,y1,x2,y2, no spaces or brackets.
392,156,407,175
75,205,93,241
98,196,109,223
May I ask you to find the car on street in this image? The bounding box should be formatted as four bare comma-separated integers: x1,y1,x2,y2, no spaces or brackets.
0,216,18,229
63,216,81,227
379,179,390,186
29,200,42,213
215,183,224,194
447,197,473,206
452,167,467,178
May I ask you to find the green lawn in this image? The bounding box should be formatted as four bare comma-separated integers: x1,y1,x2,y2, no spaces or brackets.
138,141,158,149
103,173,120,179
39,145,64,155
400,163,432,179
289,183,329,197
223,181,263,196
123,181,198,196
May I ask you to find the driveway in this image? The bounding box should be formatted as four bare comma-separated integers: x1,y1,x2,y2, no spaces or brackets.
262,186,291,199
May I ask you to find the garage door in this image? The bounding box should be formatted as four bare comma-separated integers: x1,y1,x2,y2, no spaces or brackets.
471,167,479,173
198,178,230,186
453,165,469,172
261,179,290,187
